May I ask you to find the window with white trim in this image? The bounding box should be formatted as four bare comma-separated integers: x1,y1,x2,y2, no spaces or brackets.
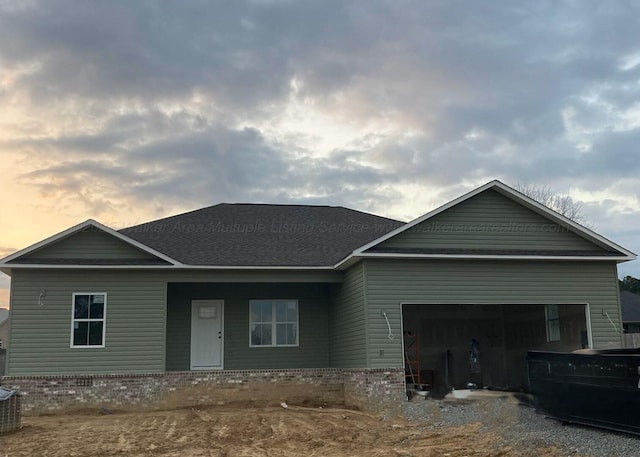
71,293,106,347
250,299,298,347
545,304,560,342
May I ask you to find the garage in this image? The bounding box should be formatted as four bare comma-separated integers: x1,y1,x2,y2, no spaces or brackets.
401,303,590,393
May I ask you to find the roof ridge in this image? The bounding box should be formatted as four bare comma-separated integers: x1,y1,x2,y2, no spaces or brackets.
333,205,404,223
121,204,226,231
120,203,403,231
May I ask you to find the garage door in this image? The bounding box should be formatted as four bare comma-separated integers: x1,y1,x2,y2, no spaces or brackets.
401,304,589,393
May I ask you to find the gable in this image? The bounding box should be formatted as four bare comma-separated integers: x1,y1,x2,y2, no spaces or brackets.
10,227,169,265
370,189,616,255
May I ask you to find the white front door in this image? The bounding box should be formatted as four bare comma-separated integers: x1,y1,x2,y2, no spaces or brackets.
190,300,224,370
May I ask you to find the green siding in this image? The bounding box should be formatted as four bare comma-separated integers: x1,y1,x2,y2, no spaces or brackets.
5,256,623,375
329,262,368,367
19,228,160,261
376,189,607,252
363,259,622,368
163,270,342,284
166,283,330,370
7,269,166,375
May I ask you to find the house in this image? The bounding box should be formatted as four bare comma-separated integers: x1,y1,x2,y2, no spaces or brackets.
621,291,640,334
620,291,640,350
0,180,635,413
0,309,8,349
0,308,7,377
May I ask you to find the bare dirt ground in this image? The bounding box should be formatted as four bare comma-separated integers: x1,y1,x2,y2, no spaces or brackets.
1,405,576,457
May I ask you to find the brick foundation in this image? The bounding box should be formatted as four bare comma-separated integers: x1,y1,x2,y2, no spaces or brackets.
0,368,406,415
343,368,406,413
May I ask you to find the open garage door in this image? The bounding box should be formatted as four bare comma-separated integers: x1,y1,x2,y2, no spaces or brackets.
401,304,590,394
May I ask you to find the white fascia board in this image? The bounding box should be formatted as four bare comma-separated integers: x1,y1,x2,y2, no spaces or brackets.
333,256,360,270
0,219,181,266
346,179,636,260
353,252,633,262
400,299,590,306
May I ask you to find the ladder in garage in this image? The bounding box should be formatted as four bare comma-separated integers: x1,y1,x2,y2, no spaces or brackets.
403,331,421,386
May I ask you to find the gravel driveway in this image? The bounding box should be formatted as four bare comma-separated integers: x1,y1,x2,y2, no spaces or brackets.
404,393,640,457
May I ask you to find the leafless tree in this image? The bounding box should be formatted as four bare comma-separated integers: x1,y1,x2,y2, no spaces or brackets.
514,183,593,228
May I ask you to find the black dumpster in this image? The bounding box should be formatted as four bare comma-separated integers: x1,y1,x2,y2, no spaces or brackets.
0,387,21,435
527,349,640,435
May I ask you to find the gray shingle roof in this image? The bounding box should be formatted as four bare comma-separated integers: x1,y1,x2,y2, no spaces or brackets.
120,204,403,266
621,291,640,323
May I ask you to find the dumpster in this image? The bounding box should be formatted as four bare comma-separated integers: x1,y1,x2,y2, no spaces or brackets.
0,387,21,435
527,349,640,435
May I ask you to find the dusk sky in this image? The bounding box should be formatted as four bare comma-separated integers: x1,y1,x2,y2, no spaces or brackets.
1,1,640,308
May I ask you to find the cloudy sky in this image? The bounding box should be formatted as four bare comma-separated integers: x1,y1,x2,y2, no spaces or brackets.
1,0,640,307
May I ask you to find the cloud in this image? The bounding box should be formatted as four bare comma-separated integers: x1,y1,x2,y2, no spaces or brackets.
15,116,399,222
1,0,639,270
0,247,17,259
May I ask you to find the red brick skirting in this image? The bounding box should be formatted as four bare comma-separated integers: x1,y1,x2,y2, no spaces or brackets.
1,368,405,415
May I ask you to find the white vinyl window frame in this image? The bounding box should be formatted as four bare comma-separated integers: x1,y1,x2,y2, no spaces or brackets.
249,299,299,348
70,292,107,348
545,304,561,342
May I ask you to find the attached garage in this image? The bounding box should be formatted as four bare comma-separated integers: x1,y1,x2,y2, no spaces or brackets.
402,303,590,392
342,182,635,399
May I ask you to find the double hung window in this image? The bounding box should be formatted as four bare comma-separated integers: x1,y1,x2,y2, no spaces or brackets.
250,299,298,347
71,293,106,347
545,304,560,342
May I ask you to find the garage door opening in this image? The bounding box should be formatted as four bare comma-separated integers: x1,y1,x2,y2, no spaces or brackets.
401,304,590,394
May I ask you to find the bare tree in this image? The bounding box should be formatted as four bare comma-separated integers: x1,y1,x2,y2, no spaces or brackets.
514,183,593,228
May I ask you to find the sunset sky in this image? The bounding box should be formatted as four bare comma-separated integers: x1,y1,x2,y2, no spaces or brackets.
1,1,640,308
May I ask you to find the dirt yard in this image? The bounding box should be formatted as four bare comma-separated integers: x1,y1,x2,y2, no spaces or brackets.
0,404,576,457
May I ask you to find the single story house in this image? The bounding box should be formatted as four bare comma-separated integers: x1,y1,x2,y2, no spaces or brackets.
621,291,640,348
0,180,635,413
0,308,7,377
0,308,8,349
621,291,640,334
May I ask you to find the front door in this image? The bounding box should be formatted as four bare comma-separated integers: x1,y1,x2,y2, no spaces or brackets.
190,300,224,370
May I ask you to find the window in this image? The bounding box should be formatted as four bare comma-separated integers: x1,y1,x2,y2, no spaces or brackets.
545,304,560,342
71,293,106,347
250,299,298,347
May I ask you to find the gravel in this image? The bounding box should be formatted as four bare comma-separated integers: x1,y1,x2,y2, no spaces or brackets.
403,394,640,456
